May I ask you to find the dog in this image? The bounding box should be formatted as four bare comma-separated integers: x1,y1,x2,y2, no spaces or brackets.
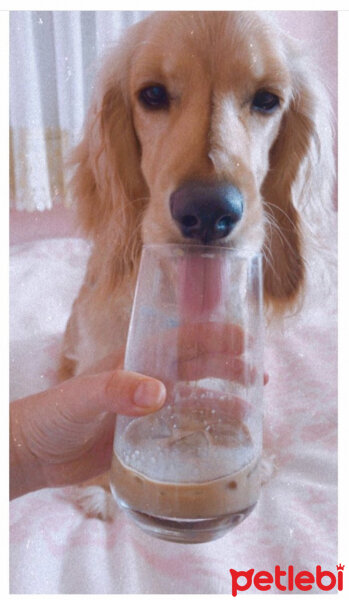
62,11,334,519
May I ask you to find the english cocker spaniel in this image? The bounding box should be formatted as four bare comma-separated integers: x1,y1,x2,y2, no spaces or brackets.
62,11,334,519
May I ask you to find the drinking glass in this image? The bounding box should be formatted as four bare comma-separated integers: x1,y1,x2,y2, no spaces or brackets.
110,244,264,543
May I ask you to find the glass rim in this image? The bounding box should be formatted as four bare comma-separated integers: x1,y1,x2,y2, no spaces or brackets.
141,243,262,260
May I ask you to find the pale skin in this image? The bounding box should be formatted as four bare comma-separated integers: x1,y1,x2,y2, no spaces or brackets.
10,351,166,500
10,324,268,500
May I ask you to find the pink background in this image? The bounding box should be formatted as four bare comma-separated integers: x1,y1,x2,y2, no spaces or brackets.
10,11,337,246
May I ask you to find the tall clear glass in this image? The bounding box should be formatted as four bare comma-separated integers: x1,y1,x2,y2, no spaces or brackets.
110,244,264,543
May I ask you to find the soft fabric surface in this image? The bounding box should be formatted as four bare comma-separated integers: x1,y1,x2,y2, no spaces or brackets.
10,237,337,594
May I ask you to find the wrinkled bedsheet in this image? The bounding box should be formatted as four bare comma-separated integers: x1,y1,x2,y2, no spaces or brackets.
10,237,337,594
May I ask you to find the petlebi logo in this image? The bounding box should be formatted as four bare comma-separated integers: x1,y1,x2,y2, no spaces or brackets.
229,564,344,595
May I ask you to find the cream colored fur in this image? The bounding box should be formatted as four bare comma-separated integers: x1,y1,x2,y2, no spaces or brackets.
62,12,335,519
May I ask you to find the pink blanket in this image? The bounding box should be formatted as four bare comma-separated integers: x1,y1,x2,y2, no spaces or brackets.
10,237,337,594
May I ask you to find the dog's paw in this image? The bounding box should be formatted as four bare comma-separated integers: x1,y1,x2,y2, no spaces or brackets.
71,485,117,521
260,454,277,485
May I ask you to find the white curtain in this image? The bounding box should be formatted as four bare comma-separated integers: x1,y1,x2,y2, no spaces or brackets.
10,11,150,211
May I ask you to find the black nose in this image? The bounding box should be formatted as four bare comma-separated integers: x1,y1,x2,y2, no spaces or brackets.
170,182,244,244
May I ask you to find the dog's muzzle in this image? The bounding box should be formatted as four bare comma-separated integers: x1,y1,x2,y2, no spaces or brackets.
170,181,244,244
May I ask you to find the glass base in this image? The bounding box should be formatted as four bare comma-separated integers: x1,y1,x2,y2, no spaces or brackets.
119,502,256,544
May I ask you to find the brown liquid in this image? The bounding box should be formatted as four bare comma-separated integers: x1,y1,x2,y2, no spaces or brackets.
110,452,259,519
110,401,260,520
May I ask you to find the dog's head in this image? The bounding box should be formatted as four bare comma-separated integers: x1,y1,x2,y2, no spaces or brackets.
72,11,334,310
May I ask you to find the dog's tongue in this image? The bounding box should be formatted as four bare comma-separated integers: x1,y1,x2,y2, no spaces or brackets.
179,252,228,320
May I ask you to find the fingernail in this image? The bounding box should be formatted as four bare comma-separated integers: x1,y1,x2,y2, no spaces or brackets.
133,380,166,408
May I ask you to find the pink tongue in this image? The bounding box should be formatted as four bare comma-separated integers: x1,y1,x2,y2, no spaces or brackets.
179,253,228,320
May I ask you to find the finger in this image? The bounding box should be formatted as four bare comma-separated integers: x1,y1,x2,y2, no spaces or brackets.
51,369,167,423
170,382,251,421
178,353,256,384
119,322,248,383
178,322,245,360
80,350,125,376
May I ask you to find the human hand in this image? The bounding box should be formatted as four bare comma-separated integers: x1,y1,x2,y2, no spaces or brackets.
128,320,268,385
10,322,268,500
10,352,166,499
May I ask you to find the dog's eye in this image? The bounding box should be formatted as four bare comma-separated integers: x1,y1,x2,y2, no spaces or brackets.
139,85,169,109
252,90,280,114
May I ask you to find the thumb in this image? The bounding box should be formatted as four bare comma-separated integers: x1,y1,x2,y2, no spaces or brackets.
54,369,167,423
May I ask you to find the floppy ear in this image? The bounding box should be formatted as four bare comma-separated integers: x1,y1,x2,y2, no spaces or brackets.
70,39,148,291
261,41,335,312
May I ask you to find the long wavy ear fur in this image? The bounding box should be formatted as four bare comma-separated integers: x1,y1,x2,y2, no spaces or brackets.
70,15,335,311
70,28,148,293
261,34,335,313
